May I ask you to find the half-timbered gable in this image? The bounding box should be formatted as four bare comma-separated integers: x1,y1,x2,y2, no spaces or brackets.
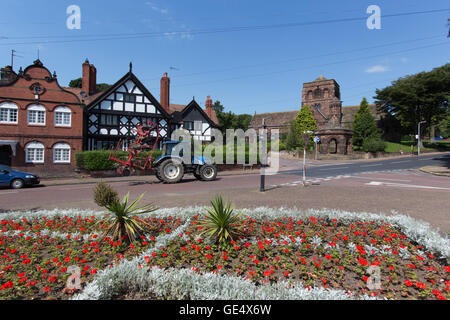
85,70,171,150
178,100,217,142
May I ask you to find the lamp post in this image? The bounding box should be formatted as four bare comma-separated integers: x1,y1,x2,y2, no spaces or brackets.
260,117,269,192
417,121,426,156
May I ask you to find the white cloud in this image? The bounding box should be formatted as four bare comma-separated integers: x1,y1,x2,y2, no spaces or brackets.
365,65,390,73
400,57,409,64
146,2,168,14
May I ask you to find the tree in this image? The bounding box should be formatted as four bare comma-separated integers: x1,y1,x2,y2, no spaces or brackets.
285,121,301,150
212,101,224,113
353,97,378,147
438,112,450,138
374,64,450,138
214,100,252,133
68,77,112,92
294,105,317,146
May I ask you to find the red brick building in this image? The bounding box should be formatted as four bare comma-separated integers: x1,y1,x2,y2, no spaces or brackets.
0,59,84,175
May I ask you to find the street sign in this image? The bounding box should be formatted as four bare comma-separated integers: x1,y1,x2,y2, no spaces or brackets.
313,136,320,143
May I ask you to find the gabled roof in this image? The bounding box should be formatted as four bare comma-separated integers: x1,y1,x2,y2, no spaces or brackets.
85,71,171,118
180,99,219,127
168,102,219,126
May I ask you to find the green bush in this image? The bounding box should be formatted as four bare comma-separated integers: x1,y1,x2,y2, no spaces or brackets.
83,150,118,171
75,152,85,169
362,137,386,153
93,182,119,207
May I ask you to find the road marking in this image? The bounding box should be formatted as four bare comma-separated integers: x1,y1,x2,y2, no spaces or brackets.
0,191,19,195
319,167,349,171
361,164,383,167
391,160,411,164
352,176,412,182
365,181,450,190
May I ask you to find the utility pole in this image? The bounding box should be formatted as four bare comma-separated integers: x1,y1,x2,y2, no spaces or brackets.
417,121,426,156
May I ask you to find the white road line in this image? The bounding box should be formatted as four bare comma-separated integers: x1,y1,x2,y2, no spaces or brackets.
319,167,349,171
0,191,19,195
351,176,412,182
365,181,450,190
391,160,411,164
361,164,383,167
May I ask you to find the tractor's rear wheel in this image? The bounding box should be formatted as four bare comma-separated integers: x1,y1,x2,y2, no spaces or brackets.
158,159,184,183
199,164,217,181
155,168,164,182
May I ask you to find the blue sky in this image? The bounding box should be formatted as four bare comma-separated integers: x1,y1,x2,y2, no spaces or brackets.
0,0,449,114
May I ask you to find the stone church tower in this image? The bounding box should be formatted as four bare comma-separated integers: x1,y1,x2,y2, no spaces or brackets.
301,76,353,154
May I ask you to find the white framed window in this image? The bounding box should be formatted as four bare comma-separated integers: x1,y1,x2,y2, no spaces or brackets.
53,143,71,163
25,142,44,163
0,102,18,124
54,106,72,127
27,105,46,125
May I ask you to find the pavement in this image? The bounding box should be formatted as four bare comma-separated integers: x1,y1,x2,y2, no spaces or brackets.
1,152,449,234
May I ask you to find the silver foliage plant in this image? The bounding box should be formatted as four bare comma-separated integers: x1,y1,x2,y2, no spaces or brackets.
2,206,448,300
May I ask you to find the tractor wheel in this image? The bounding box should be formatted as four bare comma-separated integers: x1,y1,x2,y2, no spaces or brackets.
158,158,184,183
155,168,164,182
199,164,217,181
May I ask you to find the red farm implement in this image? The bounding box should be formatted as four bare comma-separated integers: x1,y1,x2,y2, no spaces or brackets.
108,120,160,176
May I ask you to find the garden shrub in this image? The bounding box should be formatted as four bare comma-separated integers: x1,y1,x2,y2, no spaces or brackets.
93,181,119,207
362,136,386,153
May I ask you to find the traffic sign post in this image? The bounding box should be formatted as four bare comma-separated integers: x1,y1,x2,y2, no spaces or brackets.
313,136,320,160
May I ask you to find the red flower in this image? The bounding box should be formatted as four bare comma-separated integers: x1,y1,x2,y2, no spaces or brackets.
358,257,368,266
404,280,413,287
415,282,426,289
324,255,332,260
22,259,31,264
90,269,97,274
406,264,416,269
1,281,13,290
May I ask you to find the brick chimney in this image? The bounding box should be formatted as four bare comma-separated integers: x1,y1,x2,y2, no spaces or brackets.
205,96,213,118
160,73,170,113
0,66,16,85
82,59,97,96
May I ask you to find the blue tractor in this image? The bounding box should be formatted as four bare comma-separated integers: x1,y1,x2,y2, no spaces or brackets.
153,141,218,183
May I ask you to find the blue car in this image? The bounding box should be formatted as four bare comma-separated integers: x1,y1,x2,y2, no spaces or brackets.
0,165,40,189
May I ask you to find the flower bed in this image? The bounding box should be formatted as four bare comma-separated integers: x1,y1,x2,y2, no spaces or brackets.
0,210,183,300
0,207,448,300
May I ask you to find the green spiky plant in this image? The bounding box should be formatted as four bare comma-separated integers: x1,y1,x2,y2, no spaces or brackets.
200,195,242,244
98,192,157,242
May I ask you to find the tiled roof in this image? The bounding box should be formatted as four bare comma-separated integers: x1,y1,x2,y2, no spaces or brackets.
62,87,105,105
249,110,299,128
